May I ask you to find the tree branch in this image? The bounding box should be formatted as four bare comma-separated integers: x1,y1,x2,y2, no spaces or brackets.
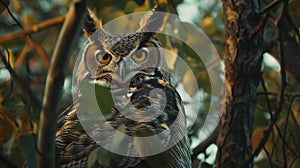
37,1,87,167
0,14,66,44
283,95,296,166
259,0,280,15
289,153,300,168
26,36,50,68
257,91,300,97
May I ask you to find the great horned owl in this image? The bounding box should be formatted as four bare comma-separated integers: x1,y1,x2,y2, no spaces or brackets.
56,5,191,168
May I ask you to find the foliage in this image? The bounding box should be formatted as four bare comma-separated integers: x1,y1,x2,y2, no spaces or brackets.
0,0,299,167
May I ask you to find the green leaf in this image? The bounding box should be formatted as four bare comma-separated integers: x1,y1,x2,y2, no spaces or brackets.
289,125,300,147
19,134,37,168
98,147,123,167
134,126,156,137
2,96,25,118
0,134,15,155
133,127,170,168
95,84,114,120
79,82,113,120
87,146,124,167
87,125,126,167
87,147,99,168
134,128,163,155
124,1,139,13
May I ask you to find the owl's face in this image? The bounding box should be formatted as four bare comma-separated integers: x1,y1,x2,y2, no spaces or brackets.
77,10,168,90
81,32,168,90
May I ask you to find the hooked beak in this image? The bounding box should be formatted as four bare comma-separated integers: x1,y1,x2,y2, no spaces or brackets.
117,61,126,82
113,59,139,85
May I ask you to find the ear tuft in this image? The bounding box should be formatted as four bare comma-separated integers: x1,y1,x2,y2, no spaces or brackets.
83,9,105,38
138,4,167,33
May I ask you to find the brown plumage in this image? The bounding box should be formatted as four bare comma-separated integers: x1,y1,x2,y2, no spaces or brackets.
56,5,191,168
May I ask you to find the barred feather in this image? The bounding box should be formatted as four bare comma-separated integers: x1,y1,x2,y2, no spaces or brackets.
56,6,191,167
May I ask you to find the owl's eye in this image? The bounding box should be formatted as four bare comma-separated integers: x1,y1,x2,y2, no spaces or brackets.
95,50,111,65
131,47,149,63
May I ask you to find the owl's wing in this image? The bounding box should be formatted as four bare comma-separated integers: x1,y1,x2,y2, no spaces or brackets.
56,103,145,168
56,104,96,167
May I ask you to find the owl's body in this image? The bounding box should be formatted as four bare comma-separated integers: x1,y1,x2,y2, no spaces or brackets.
56,6,191,168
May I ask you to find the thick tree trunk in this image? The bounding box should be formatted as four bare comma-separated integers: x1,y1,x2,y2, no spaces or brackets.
216,0,263,167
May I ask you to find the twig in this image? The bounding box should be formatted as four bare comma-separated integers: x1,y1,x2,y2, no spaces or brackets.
290,106,300,125
37,1,87,167
259,80,298,155
258,0,281,15
260,78,273,120
261,76,296,160
257,91,300,97
261,77,295,156
0,14,66,43
263,147,274,168
289,153,300,168
15,42,31,67
290,133,300,152
26,37,50,68
278,3,290,166
14,37,51,68
0,0,23,29
248,13,268,39
29,118,43,156
283,5,300,41
274,119,297,154
270,128,276,158
283,95,299,166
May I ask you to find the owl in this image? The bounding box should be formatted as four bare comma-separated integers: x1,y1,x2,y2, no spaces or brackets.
56,5,191,168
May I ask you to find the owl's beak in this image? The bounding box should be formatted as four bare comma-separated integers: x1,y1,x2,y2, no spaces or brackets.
118,61,126,82
114,60,137,85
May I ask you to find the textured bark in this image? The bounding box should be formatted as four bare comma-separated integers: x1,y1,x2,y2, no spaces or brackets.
216,0,263,167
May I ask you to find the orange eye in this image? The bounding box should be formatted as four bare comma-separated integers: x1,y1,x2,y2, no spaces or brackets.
95,50,111,65
131,48,149,62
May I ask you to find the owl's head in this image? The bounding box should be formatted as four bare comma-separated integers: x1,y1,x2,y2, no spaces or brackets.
77,5,169,90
